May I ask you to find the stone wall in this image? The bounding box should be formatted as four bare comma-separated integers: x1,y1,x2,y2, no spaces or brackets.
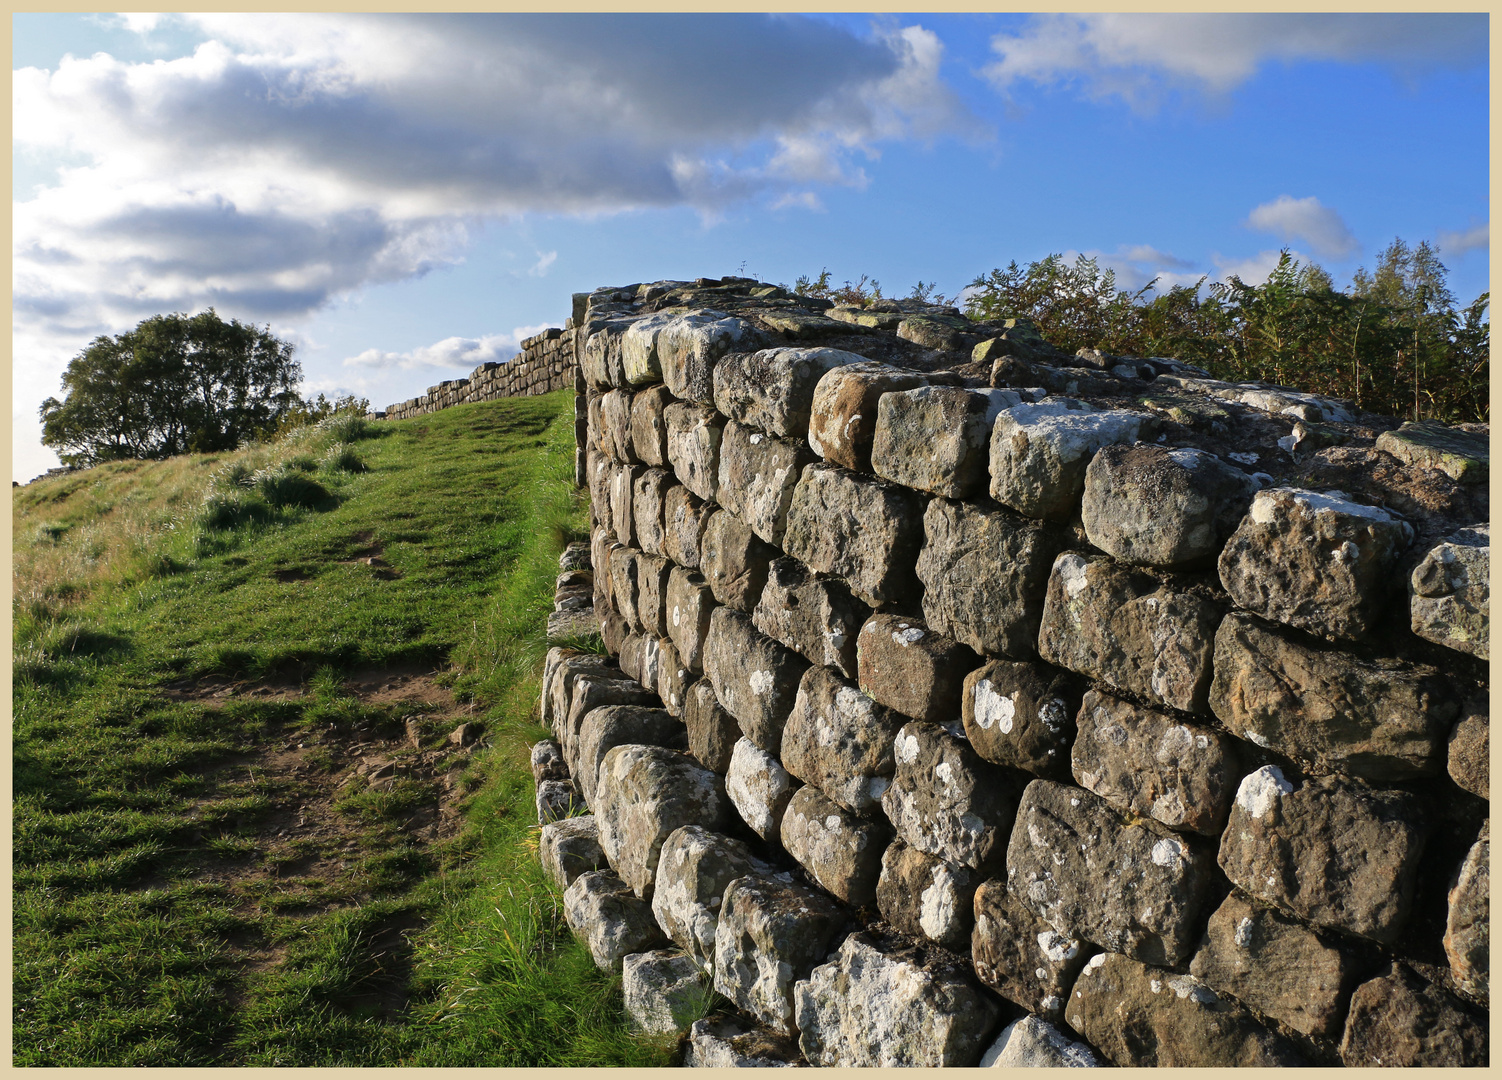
373,326,577,421
529,276,1488,1067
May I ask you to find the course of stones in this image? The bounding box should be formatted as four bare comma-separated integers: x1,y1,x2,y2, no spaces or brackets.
487,275,1485,1067
374,326,577,420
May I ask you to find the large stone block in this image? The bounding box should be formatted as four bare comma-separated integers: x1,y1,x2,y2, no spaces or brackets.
573,704,685,809
703,608,810,752
780,665,904,816
1065,951,1304,1066
665,565,716,674
980,1016,1101,1068
622,948,712,1035
1448,706,1488,798
714,875,850,1034
1081,443,1258,568
882,721,1016,873
1339,962,1488,1067
530,738,568,782
652,824,772,971
659,310,761,404
633,551,673,637
620,310,676,386
683,679,740,775
1410,523,1489,659
780,786,891,906
726,736,800,841
1038,552,1220,714
1218,487,1415,642
662,484,712,570
594,743,731,901
631,468,674,558
539,814,607,889
536,778,583,823
793,931,1002,1067
656,638,693,718
807,361,931,472
871,385,1021,498
1218,766,1427,944
989,400,1155,520
972,876,1086,1024
1444,827,1488,1001
1008,779,1214,966
609,464,645,549
682,1015,805,1067
782,462,926,607
752,557,870,678
857,614,979,726
713,347,864,439
1071,689,1238,836
561,674,657,763
628,384,673,468
589,461,614,539
664,401,723,503
716,420,816,547
1375,418,1489,484
563,868,668,971
962,659,1081,779
599,388,638,464
916,496,1058,658
699,508,777,613
544,651,617,734
875,839,978,951
1209,612,1456,780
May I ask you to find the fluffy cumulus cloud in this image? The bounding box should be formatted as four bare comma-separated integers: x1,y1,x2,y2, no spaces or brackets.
1437,221,1489,257
1245,195,1358,259
341,325,556,373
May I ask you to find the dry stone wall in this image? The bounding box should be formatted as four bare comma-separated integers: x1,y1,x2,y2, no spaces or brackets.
522,276,1488,1067
373,326,578,421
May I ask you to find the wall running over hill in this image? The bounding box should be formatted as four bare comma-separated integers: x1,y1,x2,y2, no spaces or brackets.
429,276,1489,1067
373,326,578,421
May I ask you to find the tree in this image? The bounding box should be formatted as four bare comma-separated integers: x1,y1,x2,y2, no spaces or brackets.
40,310,303,467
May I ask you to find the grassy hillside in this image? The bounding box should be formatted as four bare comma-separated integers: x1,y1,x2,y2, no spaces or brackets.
12,394,676,1066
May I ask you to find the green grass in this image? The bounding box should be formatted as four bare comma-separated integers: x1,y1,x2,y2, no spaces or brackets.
13,394,676,1067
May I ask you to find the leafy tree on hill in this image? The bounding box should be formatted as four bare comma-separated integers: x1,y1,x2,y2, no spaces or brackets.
40,310,304,467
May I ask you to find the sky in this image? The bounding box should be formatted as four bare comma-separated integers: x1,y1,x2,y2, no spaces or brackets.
11,12,1490,483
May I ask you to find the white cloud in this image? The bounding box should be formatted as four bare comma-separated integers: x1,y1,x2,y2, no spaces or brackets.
1246,195,1358,259
770,191,825,213
527,250,558,277
1055,244,1203,293
341,325,556,373
1437,221,1489,256
1211,249,1307,286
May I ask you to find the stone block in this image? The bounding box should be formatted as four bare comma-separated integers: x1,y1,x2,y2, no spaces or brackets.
664,401,724,503
655,638,693,717
916,496,1058,658
1375,418,1489,484
664,565,716,674
1038,552,1220,714
1410,523,1489,659
662,484,712,570
1071,689,1238,836
544,650,617,734
726,736,800,841
652,824,772,971
540,814,606,889
631,468,674,558
971,876,1086,1024
989,400,1155,520
794,931,1002,1066
530,738,568,782
873,842,973,953
699,508,777,613
871,385,1021,498
1189,889,1360,1040
896,313,982,352
629,383,674,466
1081,443,1258,568
600,612,629,656
537,778,583,823
620,310,676,386
716,420,816,547
683,1015,805,1067
1448,708,1488,798
780,786,891,906
561,674,657,763
683,680,740,775
713,347,864,438
609,464,645,548
703,608,810,752
780,664,904,816
752,557,870,678
1339,962,1488,1066
563,868,668,971
594,743,731,901
1218,766,1427,944
622,948,712,1034
633,552,672,637
1065,951,1304,1066
807,361,930,472
1008,779,1214,966
1209,612,1456,780
882,721,1016,873
599,388,638,464
857,614,978,726
962,659,1081,780
783,462,926,607
586,392,607,458
658,310,761,404
616,632,647,685
979,1016,1100,1068
574,704,685,808
1219,488,1416,643
1444,828,1488,1001
714,875,850,1034
581,321,628,389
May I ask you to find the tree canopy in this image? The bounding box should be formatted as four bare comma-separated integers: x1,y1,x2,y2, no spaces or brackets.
40,310,304,467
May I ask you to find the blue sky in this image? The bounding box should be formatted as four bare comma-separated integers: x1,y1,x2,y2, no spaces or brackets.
12,12,1489,482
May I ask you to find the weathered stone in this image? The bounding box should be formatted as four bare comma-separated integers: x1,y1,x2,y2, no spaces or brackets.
1444,828,1488,1001
1448,708,1489,798
979,1016,1100,1068
537,778,583,823
608,464,645,548
857,615,977,726
599,388,639,464
559,540,591,573
883,721,1015,873
563,868,668,970
760,309,868,340
586,392,608,459
1339,962,1488,1066
1071,689,1237,836
622,948,713,1034
539,813,606,889
1209,612,1456,780
827,305,904,331
656,638,693,717
716,421,816,547
633,551,672,637
662,484,712,570
1189,889,1359,1040
875,839,977,951
714,875,849,1034
1038,552,1220,714
974,878,1087,1024
628,383,674,466
896,313,982,353
683,680,740,775
780,786,891,906
683,1015,805,1067
726,737,801,841
1065,951,1304,1066
871,386,1021,498
545,651,617,735
664,401,724,503
916,496,1058,658
594,743,731,900
531,738,569,782
1410,523,1489,659
1375,418,1489,484
1082,443,1258,568
807,362,931,472
630,468,674,558
703,608,810,752
699,508,777,613
752,557,870,678
600,611,629,656
714,347,864,439
652,824,773,971
1009,779,1214,966
616,632,647,685
794,931,1002,1066
1218,766,1427,944
1224,492,1416,646
658,311,762,404
989,401,1155,520
783,462,926,607
962,659,1080,780
780,665,904,816
620,310,676,386
664,565,716,675
572,705,684,809
561,674,657,762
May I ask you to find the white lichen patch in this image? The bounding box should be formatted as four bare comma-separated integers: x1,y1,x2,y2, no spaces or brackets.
1234,916,1255,948
972,679,1015,733
895,732,921,764
749,669,775,696
1036,930,1079,963
1151,836,1185,868
1235,765,1295,819
892,625,926,646
1056,552,1091,598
